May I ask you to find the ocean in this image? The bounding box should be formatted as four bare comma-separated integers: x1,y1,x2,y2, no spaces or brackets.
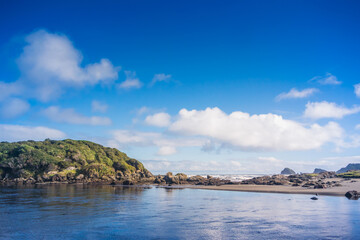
0,184,359,239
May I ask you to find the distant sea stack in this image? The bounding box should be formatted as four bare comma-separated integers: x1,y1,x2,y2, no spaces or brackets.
280,168,295,175
336,163,360,174
313,168,327,174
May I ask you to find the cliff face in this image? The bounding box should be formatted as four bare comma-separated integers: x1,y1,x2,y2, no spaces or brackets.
336,163,360,174
0,139,153,183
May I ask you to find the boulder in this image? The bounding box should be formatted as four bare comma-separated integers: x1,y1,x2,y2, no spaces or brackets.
345,191,359,200
75,174,84,180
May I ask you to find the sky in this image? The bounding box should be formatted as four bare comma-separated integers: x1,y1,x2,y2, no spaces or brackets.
1,0,360,174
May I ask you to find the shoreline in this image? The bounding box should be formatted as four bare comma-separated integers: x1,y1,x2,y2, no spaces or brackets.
188,178,360,197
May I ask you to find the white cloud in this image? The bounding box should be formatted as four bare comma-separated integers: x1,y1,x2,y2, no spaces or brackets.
276,88,318,101
169,107,343,151
151,73,172,85
13,30,120,101
356,124,360,130
0,81,24,101
91,100,108,113
0,98,30,118
109,130,204,155
118,71,142,89
0,124,66,142
145,112,171,127
354,83,360,98
136,106,150,115
310,73,341,85
157,146,177,156
304,101,360,119
43,106,112,125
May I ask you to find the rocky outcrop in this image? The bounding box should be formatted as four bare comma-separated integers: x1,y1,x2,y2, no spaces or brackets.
337,163,360,174
280,168,296,175
154,173,231,186
313,168,327,174
241,171,339,189
0,139,154,185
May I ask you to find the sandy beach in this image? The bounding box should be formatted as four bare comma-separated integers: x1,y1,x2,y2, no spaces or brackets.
190,178,360,197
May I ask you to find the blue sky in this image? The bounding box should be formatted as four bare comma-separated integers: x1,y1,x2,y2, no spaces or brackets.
1,0,360,174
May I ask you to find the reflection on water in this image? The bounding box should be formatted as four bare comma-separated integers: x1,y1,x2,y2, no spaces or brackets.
0,185,359,239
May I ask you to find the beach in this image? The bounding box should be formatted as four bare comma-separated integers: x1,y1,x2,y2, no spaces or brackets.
191,178,360,196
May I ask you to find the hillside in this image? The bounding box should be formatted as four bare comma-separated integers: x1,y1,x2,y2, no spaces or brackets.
337,163,360,174
0,139,153,184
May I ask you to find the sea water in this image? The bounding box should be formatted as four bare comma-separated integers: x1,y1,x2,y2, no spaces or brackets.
0,184,359,239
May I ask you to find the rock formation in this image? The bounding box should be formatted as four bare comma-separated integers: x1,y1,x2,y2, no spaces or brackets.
280,168,296,175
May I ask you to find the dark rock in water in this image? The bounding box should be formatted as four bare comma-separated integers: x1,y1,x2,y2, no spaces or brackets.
310,197,318,200
345,191,359,200
313,168,327,174
281,168,296,175
337,163,360,174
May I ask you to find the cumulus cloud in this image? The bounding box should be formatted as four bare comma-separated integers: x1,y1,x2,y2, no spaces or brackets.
91,100,108,113
275,88,318,101
169,107,343,151
118,71,142,89
310,73,341,85
151,73,172,86
304,101,360,119
145,112,171,127
0,124,66,142
354,83,360,98
13,30,119,101
43,106,112,125
0,98,30,118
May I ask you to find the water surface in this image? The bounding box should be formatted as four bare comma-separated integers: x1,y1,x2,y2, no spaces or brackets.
0,185,359,239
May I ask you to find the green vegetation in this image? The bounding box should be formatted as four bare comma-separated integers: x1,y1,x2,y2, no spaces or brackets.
305,173,318,177
337,170,360,178
0,139,150,179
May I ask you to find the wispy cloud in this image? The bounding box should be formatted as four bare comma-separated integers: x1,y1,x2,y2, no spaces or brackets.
43,106,112,125
304,101,360,119
310,73,341,85
150,73,172,86
0,124,66,142
91,100,108,113
108,130,205,156
0,98,30,119
354,83,360,97
118,71,142,89
276,88,318,101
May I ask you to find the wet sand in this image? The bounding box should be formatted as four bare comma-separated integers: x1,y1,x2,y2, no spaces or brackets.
190,178,360,196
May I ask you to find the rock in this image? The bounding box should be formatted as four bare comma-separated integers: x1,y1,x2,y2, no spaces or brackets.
75,174,84,180
310,197,318,200
65,166,76,171
313,168,327,174
47,171,58,175
122,179,134,185
101,176,111,181
281,168,296,175
345,191,359,200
